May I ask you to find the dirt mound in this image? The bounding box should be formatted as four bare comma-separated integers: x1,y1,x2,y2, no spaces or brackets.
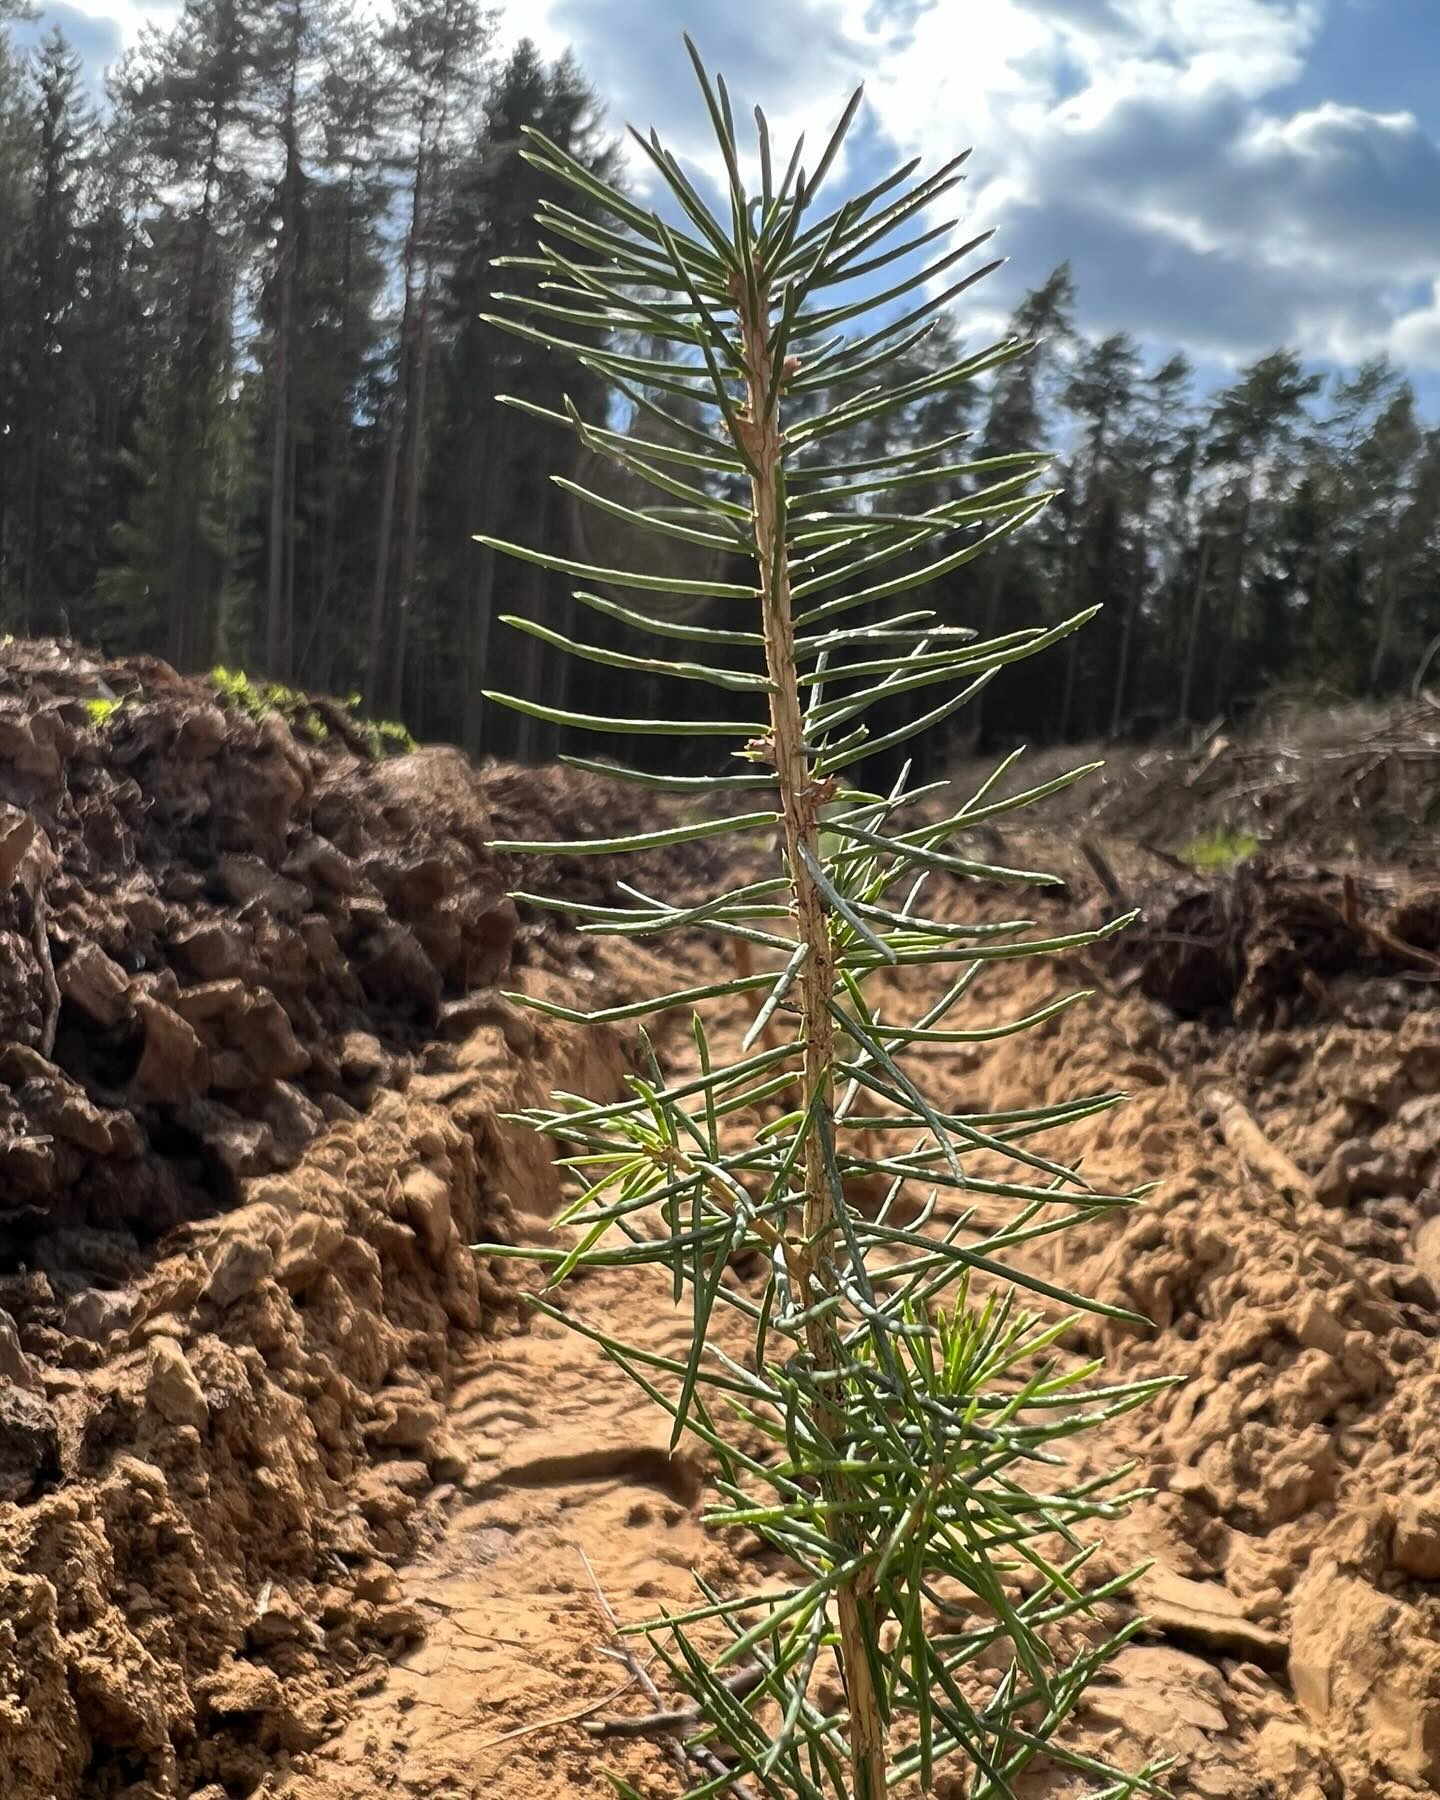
13,638,1440,1800
0,1007,627,1799
0,637,655,1796
0,636,528,1291
1107,857,1440,1023
1014,939,1440,1800
955,697,1440,867
484,757,752,919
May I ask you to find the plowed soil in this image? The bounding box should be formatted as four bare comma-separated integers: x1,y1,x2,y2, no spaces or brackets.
6,638,1440,1800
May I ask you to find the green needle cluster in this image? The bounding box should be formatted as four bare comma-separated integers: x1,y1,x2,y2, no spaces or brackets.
475,37,1170,1800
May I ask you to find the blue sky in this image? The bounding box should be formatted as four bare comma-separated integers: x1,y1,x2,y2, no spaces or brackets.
18,0,1440,401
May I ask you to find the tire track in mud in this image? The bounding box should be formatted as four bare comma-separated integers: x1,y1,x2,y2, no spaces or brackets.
274,973,764,1800
274,1264,722,1800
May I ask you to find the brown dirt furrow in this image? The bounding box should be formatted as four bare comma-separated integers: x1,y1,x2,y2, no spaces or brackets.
272,975,771,1800
272,1266,717,1800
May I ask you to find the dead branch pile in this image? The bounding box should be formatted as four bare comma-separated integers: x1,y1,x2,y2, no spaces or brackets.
1102,857,1440,1024
962,698,1440,866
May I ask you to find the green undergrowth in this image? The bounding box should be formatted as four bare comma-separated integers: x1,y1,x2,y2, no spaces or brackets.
1182,827,1259,870
210,665,415,759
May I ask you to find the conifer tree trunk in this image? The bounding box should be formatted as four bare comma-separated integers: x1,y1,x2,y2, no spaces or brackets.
972,562,1004,743
1110,469,1154,741
1369,555,1398,692
364,134,425,708
1179,527,1212,726
389,258,436,715
169,100,226,671
311,164,359,681
1059,476,1100,740
266,53,300,678
1211,480,1252,716
513,485,553,762
462,431,501,757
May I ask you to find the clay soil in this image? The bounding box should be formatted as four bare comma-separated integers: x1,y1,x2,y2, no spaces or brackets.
5,640,1440,1800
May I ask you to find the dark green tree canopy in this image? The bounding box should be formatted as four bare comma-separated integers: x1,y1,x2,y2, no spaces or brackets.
0,3,1435,755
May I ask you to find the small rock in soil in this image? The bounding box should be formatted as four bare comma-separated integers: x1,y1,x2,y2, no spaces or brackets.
1253,1719,1340,1800
170,919,251,982
400,1166,452,1260
258,1079,325,1147
367,1396,444,1451
354,1564,403,1605
1316,1139,1416,1206
57,943,133,1028
145,1338,208,1429
227,991,309,1082
425,1432,469,1485
371,1601,425,1643
247,1587,314,1650
1393,1493,1440,1580
203,1237,275,1310
202,1659,284,1717
338,1030,388,1084
0,1385,61,1500
1291,1557,1440,1788
0,803,37,888
0,1309,38,1389
172,978,249,1027
217,852,310,914
439,990,536,1055
183,1100,278,1181
355,923,442,1021
273,1212,345,1292
133,996,210,1101
62,1286,140,1344
1414,1215,1440,1290
1138,1568,1288,1667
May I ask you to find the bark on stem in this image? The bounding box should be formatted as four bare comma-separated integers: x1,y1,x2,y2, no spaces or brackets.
738,273,889,1800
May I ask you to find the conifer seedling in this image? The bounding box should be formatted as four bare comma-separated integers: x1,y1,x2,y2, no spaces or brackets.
477,39,1170,1799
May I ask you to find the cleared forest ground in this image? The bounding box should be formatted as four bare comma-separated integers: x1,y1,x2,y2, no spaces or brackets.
3,639,1440,1800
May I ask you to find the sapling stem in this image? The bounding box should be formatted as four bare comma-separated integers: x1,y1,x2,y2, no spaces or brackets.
739,269,888,1799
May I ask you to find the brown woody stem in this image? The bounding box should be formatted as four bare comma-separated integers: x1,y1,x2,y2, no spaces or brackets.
738,272,889,1800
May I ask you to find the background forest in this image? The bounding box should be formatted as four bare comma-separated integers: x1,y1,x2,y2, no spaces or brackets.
1,0,1437,772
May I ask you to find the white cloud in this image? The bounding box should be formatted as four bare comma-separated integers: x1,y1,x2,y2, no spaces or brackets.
1393,284,1440,368
35,0,178,43
501,0,888,202
60,0,1440,372
494,0,1440,370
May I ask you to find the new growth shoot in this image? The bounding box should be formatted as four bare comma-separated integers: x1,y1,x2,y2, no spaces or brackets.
477,39,1170,1800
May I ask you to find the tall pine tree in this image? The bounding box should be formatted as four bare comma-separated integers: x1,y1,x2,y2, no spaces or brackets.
428,40,616,754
